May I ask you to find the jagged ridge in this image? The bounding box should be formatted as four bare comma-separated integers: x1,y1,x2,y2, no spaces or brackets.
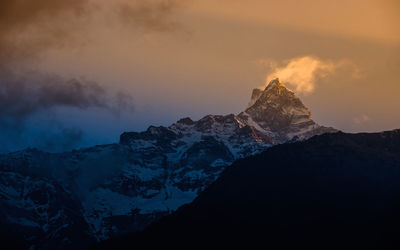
0,79,336,249
93,129,400,249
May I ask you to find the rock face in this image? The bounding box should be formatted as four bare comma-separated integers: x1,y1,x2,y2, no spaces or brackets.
239,78,336,143
0,79,336,249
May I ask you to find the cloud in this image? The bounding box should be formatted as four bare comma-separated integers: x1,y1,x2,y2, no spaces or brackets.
33,126,85,153
0,0,90,64
353,114,370,125
0,0,88,32
0,0,188,151
262,56,360,94
118,0,183,32
0,70,135,152
0,0,185,65
0,70,134,122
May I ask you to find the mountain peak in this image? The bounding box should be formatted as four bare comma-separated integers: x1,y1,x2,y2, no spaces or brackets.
265,78,282,90
263,78,295,96
248,78,294,107
248,88,263,107
239,78,337,143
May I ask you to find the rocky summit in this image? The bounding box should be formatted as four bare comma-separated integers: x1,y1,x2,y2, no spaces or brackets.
0,79,336,250
240,78,337,143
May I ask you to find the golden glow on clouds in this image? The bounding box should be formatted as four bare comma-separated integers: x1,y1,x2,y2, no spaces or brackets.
263,56,360,94
7,0,398,133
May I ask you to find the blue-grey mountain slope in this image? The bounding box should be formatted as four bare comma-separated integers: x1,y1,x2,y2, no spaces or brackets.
0,79,335,249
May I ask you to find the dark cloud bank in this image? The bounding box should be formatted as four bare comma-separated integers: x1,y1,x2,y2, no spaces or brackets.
0,0,182,63
0,0,89,63
0,70,135,152
0,0,182,152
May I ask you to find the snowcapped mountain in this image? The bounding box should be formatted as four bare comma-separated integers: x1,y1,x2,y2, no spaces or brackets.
96,129,400,249
240,78,336,143
0,79,336,249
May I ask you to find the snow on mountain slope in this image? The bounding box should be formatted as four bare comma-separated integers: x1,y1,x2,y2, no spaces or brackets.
0,79,336,249
239,78,337,143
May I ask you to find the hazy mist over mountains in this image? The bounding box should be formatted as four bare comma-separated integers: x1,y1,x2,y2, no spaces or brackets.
0,1,399,250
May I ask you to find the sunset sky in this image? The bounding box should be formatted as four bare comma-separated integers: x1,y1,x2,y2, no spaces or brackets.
1,0,399,152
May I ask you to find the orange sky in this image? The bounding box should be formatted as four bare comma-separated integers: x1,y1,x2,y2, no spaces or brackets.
4,0,400,139
190,0,400,44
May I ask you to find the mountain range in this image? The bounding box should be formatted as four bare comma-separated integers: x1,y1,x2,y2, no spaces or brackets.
0,78,336,249
94,129,400,250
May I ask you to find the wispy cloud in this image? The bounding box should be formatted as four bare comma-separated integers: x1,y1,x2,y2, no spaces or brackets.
352,114,370,125
0,0,186,65
0,0,90,64
259,56,360,94
118,0,183,32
